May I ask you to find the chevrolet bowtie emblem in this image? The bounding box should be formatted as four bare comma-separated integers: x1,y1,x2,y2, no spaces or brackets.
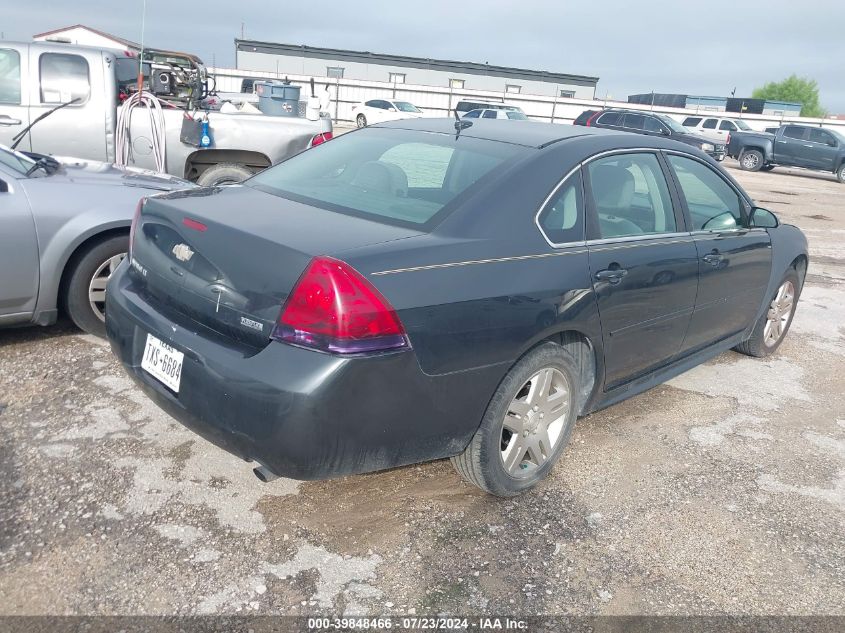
172,243,194,262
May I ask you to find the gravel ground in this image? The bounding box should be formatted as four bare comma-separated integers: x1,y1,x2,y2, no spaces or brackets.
0,161,843,617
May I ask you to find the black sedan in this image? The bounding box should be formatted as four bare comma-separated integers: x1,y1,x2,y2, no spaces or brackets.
106,119,808,497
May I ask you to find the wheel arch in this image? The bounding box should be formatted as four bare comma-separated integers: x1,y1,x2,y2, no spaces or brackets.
183,149,272,182
57,227,129,314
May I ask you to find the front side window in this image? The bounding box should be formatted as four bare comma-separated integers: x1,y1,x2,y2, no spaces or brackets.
248,128,522,228
643,116,667,133
719,120,737,131
587,153,676,239
667,154,745,231
394,101,420,113
0,49,21,104
702,118,718,129
40,53,90,104
538,171,583,245
809,128,835,146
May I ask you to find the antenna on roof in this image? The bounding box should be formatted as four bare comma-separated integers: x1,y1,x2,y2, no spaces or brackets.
454,108,472,136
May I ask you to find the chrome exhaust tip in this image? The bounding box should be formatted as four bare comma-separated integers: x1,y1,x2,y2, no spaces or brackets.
253,464,279,483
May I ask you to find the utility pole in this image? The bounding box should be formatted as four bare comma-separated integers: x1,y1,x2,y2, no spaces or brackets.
241,22,245,39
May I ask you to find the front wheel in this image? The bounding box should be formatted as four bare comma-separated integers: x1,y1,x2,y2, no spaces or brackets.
739,149,764,172
451,343,579,497
734,269,801,357
64,235,128,337
356,113,367,128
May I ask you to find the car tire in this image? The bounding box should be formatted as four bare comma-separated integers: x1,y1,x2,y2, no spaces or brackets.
196,163,254,187
836,163,845,184
451,342,580,497
356,114,367,128
739,149,764,172
64,235,128,337
734,268,801,358
760,164,776,172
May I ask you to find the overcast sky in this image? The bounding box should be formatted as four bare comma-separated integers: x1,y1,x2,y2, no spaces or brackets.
5,0,845,111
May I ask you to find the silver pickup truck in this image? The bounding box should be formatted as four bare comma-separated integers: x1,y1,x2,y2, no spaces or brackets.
0,41,332,185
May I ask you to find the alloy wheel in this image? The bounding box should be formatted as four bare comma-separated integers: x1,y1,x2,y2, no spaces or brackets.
742,153,760,169
88,253,126,322
763,280,795,347
500,367,571,478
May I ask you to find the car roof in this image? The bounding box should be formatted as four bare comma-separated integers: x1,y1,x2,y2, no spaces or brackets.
377,117,622,148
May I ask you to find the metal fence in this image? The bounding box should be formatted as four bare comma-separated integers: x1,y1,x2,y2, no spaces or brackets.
210,67,845,133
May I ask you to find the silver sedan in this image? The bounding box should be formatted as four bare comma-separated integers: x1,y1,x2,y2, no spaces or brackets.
0,145,194,336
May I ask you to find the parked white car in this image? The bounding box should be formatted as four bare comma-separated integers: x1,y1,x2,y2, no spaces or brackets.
682,115,753,143
352,100,424,127
463,108,528,120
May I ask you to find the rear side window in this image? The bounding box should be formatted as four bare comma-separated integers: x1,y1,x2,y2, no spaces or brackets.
702,119,718,129
587,153,676,238
683,117,702,126
538,171,583,245
622,113,645,130
0,49,21,104
597,112,622,126
783,126,807,140
463,110,481,118
39,53,90,104
667,155,744,231
249,128,522,228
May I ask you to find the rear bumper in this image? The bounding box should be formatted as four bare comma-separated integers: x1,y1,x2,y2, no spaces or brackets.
105,263,500,480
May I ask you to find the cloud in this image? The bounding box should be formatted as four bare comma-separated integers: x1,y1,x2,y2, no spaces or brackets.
4,0,844,110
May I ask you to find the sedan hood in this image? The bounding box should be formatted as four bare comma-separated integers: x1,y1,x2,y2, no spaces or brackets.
49,156,193,191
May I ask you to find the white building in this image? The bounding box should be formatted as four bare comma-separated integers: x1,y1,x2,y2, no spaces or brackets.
235,40,598,100
32,25,141,54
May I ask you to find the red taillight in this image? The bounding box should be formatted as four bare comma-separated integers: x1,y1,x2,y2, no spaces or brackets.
273,256,408,354
726,132,731,146
310,132,333,147
585,111,601,127
129,198,144,258
183,217,208,232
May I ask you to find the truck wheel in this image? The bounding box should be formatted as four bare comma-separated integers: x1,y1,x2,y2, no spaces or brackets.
837,163,845,184
197,163,254,187
64,235,128,337
356,114,367,128
739,150,764,172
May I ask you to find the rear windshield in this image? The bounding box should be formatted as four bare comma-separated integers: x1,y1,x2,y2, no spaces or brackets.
248,128,524,228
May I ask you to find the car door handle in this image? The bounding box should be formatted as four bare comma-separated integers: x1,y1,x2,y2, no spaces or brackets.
702,253,725,266
595,268,628,284
0,115,22,126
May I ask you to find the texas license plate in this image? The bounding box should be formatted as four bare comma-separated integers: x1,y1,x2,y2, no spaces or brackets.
141,333,184,392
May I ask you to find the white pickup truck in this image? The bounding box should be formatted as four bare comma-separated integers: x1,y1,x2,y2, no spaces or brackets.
0,41,333,185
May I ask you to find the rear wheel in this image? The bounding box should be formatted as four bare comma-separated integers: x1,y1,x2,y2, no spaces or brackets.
356,113,367,128
734,269,800,357
64,235,128,337
740,149,764,172
196,163,254,187
451,343,579,497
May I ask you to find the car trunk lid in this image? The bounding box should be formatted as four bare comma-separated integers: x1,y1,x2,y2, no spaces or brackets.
129,185,421,347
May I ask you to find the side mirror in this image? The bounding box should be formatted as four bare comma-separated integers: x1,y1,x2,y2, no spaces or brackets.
828,140,838,148
750,206,779,228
